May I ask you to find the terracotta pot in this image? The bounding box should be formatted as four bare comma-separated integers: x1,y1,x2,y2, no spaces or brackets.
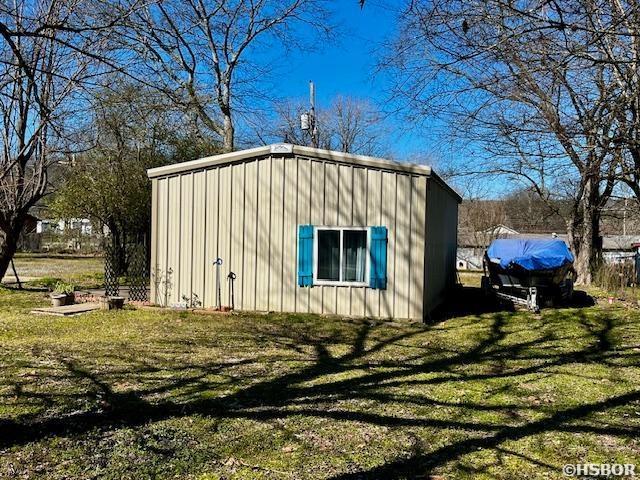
51,294,66,307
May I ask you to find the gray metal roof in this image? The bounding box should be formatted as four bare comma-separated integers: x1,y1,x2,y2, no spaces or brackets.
147,143,462,202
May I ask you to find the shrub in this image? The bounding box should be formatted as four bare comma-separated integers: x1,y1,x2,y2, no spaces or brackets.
35,277,63,290
593,261,636,297
53,281,76,295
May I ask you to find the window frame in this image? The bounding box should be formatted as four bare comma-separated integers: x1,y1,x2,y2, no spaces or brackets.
312,226,371,287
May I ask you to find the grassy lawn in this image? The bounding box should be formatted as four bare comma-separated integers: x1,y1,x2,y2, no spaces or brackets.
4,254,104,288
1,281,639,478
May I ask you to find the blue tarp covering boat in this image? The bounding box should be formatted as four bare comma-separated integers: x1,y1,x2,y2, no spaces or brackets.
483,238,576,312
486,238,574,272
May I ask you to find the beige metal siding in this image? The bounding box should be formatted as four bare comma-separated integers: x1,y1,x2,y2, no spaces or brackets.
256,159,271,311
424,179,459,314
269,157,285,311
216,167,232,308
179,173,193,304
395,174,411,319
410,175,427,318
203,168,219,308
150,178,158,304
282,158,298,312
150,152,457,320
230,162,245,309
379,172,396,318
192,171,206,305
167,176,181,305
242,161,256,310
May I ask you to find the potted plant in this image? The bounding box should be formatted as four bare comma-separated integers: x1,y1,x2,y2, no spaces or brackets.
51,281,75,306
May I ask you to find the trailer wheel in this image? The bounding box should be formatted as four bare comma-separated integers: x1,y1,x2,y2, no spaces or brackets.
481,276,491,296
565,279,574,300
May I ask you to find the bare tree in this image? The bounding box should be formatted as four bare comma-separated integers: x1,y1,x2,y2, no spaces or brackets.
126,0,330,153
456,178,507,256
0,0,128,280
270,96,387,155
270,99,331,148
331,96,386,155
384,0,639,284
585,4,640,210
459,200,508,253
502,189,568,233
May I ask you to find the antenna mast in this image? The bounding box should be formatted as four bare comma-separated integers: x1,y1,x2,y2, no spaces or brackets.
300,81,319,148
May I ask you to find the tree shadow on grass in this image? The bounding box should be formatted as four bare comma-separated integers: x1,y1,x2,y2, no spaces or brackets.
329,388,640,479
1,284,48,292
431,284,509,321
0,298,638,478
432,284,596,322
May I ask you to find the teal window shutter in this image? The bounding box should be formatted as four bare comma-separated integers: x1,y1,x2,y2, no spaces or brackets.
369,226,388,289
298,225,314,287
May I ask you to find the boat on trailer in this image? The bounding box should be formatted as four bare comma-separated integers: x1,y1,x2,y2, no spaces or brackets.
481,238,576,312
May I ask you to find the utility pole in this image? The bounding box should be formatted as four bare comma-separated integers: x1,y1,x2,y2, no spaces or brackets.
309,81,318,148
300,81,319,148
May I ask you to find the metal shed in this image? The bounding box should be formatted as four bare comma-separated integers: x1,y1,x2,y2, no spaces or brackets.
147,144,461,320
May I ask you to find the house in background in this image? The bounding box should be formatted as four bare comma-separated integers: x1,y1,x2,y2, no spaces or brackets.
147,144,461,320
18,217,104,253
36,218,93,235
602,235,640,264
483,224,519,236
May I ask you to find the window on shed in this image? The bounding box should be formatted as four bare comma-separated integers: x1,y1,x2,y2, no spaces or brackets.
343,230,367,282
317,230,340,281
315,227,368,285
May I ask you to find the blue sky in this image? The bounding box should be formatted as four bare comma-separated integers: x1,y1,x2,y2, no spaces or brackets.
279,2,396,105
267,0,449,164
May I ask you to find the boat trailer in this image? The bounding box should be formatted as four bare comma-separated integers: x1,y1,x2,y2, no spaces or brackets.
481,275,541,312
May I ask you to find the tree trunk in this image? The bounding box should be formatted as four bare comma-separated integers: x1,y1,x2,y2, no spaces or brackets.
573,226,593,286
571,177,602,285
0,223,22,283
106,220,128,276
222,111,234,153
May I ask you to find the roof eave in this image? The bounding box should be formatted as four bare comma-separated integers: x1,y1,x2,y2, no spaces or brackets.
146,144,462,202
147,145,272,179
